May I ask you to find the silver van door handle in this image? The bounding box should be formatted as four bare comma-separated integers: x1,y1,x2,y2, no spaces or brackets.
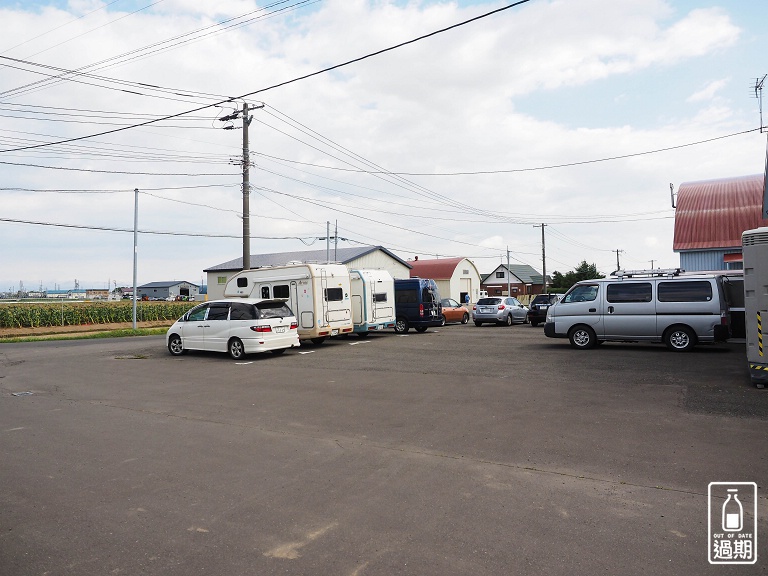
607,306,614,314
589,308,597,313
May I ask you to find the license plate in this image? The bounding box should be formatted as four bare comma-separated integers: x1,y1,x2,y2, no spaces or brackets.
331,329,339,336
481,307,491,313
275,326,286,333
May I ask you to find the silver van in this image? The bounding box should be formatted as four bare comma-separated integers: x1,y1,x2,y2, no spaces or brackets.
543,269,731,351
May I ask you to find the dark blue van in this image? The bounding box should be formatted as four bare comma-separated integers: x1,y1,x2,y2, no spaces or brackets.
393,278,442,333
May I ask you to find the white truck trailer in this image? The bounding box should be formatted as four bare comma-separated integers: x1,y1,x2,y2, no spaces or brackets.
224,263,353,345
349,269,396,336
742,226,768,387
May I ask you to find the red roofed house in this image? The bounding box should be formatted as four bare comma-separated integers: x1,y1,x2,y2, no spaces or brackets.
408,257,482,305
673,174,768,271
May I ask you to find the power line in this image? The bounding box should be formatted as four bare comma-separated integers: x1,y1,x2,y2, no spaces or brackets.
0,0,532,153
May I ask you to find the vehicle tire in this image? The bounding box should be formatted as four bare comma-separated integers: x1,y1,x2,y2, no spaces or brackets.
357,332,370,338
568,326,597,350
664,326,696,352
462,313,469,324
270,348,286,355
440,315,447,327
474,321,483,327
311,337,326,345
523,314,530,325
228,337,246,360
530,320,539,327
394,318,409,333
167,334,186,356
415,326,428,333
505,314,513,327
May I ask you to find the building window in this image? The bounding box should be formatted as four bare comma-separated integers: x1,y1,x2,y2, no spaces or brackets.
462,269,469,275
496,271,505,279
218,276,227,285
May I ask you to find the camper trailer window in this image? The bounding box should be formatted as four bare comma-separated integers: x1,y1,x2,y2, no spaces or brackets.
607,282,652,303
273,285,290,299
373,292,388,303
237,277,248,288
657,281,712,302
230,302,257,320
324,287,343,302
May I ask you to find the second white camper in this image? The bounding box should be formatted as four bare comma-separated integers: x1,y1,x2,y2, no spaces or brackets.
224,263,353,344
349,269,396,335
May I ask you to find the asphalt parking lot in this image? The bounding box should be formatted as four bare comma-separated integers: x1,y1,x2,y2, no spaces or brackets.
1,324,766,575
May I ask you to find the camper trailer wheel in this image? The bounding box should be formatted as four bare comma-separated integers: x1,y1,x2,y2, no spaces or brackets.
568,326,597,350
357,332,370,339
394,318,409,333
664,326,696,352
228,338,246,360
167,334,186,356
461,313,469,324
311,337,326,345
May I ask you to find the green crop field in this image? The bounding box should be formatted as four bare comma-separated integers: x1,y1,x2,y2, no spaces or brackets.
0,301,197,329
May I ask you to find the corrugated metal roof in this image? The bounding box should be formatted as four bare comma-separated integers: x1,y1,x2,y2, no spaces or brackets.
204,245,411,272
138,281,199,289
408,257,465,279
480,264,545,284
673,174,768,251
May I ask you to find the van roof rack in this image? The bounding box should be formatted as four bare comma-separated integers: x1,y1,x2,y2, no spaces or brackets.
611,268,684,278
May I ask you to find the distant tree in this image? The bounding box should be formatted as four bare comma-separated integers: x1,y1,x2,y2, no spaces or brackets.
550,261,603,292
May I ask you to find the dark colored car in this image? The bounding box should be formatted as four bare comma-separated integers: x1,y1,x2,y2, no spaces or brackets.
527,293,561,327
393,278,442,333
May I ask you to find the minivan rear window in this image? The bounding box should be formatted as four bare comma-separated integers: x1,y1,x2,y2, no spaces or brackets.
607,282,652,303
658,281,712,302
256,301,293,318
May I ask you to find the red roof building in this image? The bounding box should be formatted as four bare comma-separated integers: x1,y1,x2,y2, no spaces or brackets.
673,174,767,270
409,257,483,304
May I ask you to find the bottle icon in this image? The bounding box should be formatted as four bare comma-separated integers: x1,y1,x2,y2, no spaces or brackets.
722,489,743,532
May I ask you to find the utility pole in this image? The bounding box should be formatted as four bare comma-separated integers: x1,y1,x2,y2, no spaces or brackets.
506,246,510,296
334,220,338,262
649,260,655,270
242,102,251,270
533,224,547,294
132,188,138,329
218,101,263,271
615,249,624,271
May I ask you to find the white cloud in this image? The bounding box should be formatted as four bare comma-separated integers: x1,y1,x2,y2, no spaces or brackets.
687,78,730,102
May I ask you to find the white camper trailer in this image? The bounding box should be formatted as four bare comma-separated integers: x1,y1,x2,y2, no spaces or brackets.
349,269,396,335
224,263,353,344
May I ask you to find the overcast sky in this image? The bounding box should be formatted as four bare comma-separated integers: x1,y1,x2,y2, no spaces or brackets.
1,0,766,292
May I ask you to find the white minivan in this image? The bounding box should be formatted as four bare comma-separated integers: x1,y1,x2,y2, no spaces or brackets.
166,298,299,359
543,269,731,351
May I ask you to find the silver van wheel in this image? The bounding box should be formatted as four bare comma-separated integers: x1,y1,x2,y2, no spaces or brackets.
568,326,596,349
665,327,695,352
228,337,245,360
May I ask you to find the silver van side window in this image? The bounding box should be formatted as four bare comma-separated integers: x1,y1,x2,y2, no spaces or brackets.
563,284,598,303
607,282,652,303
658,281,712,302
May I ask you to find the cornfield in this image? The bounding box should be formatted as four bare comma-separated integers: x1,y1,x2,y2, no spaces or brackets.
0,301,197,329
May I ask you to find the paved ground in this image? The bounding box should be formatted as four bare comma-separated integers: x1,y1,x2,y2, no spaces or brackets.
1,324,766,575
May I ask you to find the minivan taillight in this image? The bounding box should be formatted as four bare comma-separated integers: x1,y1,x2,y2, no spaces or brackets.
290,321,298,329
250,325,272,333
419,303,424,317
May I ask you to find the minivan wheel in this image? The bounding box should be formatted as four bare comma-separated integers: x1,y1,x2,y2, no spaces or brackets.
167,334,186,356
394,318,409,333
664,326,696,352
415,326,428,333
568,326,597,350
228,337,246,360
